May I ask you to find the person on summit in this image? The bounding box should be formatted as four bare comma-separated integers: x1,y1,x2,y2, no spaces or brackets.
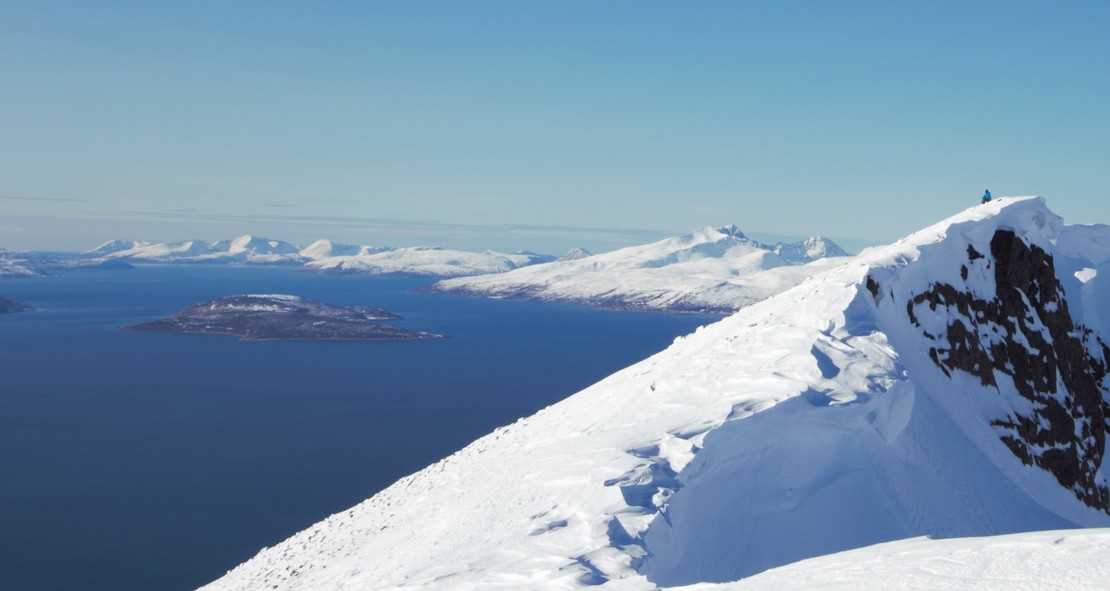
981,189,992,204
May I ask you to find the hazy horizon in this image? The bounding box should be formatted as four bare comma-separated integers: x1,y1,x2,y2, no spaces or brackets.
0,209,882,257
4,2,1107,255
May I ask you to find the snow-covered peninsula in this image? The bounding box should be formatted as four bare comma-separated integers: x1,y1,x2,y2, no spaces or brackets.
199,196,1110,590
431,226,850,313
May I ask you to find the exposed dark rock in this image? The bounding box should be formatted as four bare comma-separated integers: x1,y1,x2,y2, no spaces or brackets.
907,230,1110,511
866,276,881,299
124,294,445,341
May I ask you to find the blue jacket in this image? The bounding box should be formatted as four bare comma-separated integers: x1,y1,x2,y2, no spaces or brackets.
982,190,992,202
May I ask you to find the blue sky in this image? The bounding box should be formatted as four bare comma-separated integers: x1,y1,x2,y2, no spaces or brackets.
2,1,1108,254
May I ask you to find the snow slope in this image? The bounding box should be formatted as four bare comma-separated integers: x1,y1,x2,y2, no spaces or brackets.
431,226,850,313
202,196,1110,590
688,528,1110,591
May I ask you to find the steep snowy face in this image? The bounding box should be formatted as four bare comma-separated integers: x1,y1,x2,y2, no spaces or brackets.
637,197,1110,585
890,229,1109,511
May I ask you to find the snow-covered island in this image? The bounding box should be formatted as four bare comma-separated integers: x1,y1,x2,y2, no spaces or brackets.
200,197,1110,590
124,294,444,341
431,225,851,313
0,297,34,314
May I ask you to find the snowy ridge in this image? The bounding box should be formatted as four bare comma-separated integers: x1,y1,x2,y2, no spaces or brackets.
557,247,593,262
88,235,305,264
201,196,1110,590
65,236,554,277
431,225,850,313
302,246,552,277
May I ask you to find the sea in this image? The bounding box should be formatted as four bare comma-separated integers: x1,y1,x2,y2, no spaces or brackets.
0,265,717,591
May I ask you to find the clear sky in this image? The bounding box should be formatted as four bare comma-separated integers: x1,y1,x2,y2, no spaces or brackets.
2,1,1108,254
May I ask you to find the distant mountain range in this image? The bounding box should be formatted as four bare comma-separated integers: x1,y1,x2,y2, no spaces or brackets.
0,235,563,278
431,225,851,313
1,230,848,291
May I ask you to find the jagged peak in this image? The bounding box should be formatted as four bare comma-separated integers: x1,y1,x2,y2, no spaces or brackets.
557,247,593,262
715,224,747,240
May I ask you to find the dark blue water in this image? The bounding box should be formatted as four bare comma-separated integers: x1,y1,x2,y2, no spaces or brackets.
0,266,716,591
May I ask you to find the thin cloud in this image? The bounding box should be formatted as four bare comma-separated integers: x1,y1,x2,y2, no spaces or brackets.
0,194,85,203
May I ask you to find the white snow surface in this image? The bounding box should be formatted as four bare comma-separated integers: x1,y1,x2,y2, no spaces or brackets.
202,197,1110,591
682,528,1110,591
432,226,850,312
88,235,304,264
302,246,550,277
80,236,553,276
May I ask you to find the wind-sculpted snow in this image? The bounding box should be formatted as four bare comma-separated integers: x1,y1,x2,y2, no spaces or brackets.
701,529,1110,591
201,197,1110,590
431,226,850,313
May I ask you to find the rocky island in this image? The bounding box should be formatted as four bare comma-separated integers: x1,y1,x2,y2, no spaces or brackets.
124,294,444,341
0,297,34,314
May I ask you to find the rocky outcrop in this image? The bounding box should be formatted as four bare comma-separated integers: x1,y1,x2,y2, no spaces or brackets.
124,294,445,341
906,229,1110,511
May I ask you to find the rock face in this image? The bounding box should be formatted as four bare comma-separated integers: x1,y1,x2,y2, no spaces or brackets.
124,294,444,341
0,297,34,314
905,229,1110,511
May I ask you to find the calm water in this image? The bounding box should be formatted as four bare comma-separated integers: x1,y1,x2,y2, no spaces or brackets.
0,265,716,591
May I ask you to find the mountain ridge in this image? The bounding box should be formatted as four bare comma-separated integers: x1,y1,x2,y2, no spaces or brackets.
431,225,850,313
199,196,1110,590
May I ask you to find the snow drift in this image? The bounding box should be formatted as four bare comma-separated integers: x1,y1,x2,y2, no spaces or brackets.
200,197,1110,590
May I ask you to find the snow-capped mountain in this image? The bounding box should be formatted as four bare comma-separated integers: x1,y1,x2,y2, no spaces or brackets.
773,234,849,262
431,225,851,313
69,236,556,276
298,239,363,259
557,247,593,262
302,246,553,278
200,197,1110,590
87,235,305,264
